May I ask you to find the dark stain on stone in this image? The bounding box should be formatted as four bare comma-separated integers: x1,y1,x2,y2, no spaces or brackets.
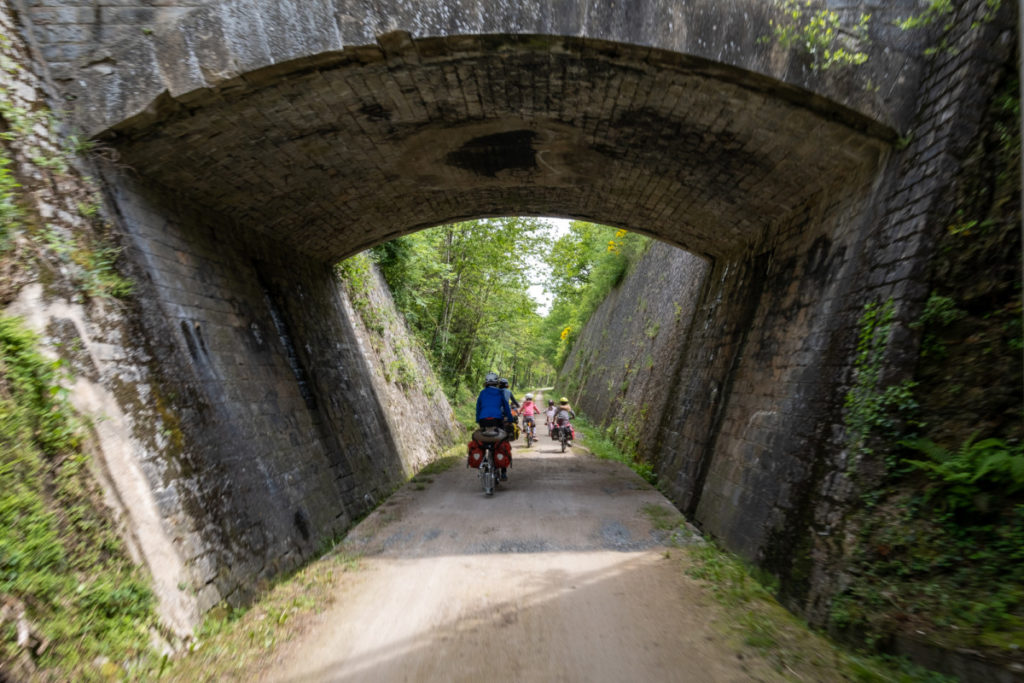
445,129,538,178
180,320,199,360
257,274,317,410
293,508,311,541
192,321,208,356
597,107,771,203
804,234,846,286
359,103,391,122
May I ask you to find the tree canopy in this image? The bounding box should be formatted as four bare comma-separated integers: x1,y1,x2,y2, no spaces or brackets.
347,217,650,399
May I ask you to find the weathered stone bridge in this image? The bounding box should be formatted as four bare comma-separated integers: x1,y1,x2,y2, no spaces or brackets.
11,0,1012,648
51,0,927,262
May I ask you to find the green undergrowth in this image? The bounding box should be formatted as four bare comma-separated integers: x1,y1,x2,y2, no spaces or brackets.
675,531,955,682
831,68,1023,663
544,227,650,370
570,411,656,484
0,314,160,680
417,451,461,477
447,384,480,434
164,547,362,682
834,431,1024,654
836,299,1024,656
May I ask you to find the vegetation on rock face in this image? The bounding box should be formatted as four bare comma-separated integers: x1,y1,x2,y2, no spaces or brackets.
539,225,649,370
0,315,161,680
832,64,1023,661
0,29,160,682
0,35,133,304
764,0,871,70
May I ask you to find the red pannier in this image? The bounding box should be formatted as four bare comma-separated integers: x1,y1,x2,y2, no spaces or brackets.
493,441,512,468
467,440,484,468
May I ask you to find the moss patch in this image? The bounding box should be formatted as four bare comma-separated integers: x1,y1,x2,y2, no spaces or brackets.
0,315,161,680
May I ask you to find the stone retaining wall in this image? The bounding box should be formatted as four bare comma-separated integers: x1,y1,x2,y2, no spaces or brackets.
2,1,459,633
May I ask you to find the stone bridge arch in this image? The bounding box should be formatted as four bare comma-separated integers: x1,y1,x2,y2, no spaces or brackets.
95,30,896,263
20,0,973,630
61,0,929,263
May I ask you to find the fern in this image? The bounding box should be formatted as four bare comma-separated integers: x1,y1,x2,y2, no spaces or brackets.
900,434,1024,511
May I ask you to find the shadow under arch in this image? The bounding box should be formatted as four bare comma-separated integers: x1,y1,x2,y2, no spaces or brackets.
100,32,891,263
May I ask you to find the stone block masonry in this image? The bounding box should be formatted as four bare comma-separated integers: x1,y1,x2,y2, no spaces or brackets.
18,0,211,80
557,1,1020,678
6,1,1020,678
101,170,461,617
559,242,710,457
3,0,461,634
339,259,463,476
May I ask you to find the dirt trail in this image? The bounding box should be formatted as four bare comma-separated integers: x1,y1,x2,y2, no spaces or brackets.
259,415,805,683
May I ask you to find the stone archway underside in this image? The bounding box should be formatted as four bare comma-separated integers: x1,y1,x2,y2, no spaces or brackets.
106,34,889,262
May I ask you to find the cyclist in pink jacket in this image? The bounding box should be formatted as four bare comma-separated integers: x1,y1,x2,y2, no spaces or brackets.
519,394,542,440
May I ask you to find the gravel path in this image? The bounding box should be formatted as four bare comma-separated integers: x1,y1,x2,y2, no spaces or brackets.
260,432,785,682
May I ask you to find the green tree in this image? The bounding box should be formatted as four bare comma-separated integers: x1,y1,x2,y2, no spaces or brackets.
368,217,550,394
540,223,650,368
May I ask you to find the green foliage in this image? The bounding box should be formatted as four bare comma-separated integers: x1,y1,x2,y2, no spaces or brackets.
0,76,133,296
0,315,79,454
844,299,919,462
900,434,1024,512
384,355,420,390
833,497,1024,651
897,0,1002,55
365,217,553,394
42,226,134,299
833,67,1023,663
0,315,160,679
913,293,965,329
448,385,479,433
765,0,871,70
353,220,646,396
894,0,953,31
0,149,19,251
541,225,649,369
337,252,388,337
684,539,953,680
0,87,68,176
685,542,778,608
417,453,461,476
571,411,657,484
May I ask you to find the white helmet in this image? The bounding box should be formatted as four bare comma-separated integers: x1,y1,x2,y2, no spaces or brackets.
484,371,499,386
525,393,533,400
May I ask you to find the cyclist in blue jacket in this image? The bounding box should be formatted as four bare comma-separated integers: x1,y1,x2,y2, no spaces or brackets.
476,371,513,428
476,371,513,479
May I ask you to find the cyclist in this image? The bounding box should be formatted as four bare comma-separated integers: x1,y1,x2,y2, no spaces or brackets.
475,372,513,479
519,393,542,442
499,378,520,411
545,400,557,438
554,397,577,446
498,378,520,440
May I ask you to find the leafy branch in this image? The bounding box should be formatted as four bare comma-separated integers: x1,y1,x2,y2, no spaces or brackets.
764,0,871,71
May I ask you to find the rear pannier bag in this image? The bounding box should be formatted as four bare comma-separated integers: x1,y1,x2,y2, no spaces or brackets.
494,441,512,468
467,440,484,468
